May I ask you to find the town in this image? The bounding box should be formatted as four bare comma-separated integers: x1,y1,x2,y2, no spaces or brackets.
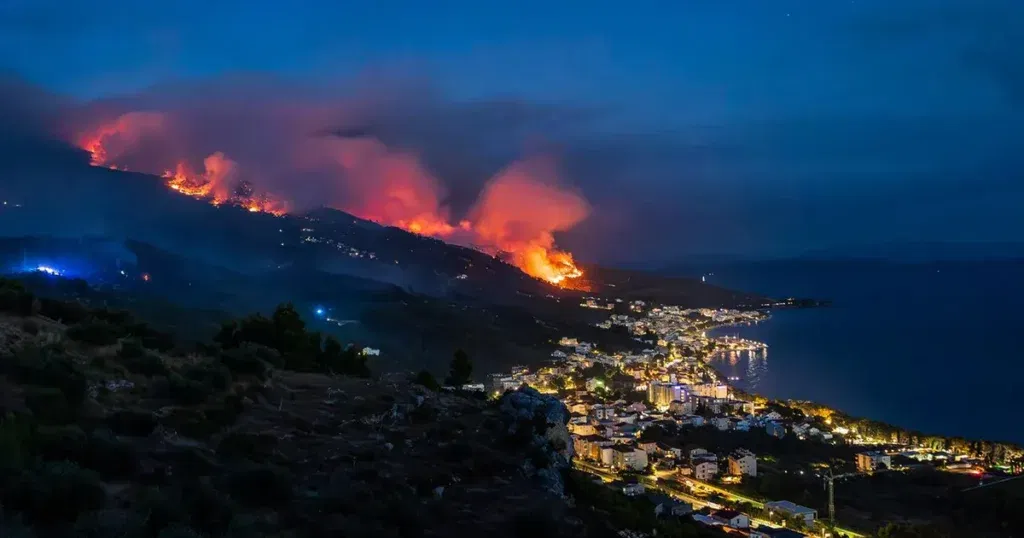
485,301,1024,537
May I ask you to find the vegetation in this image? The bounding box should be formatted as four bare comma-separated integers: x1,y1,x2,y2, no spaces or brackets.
214,303,370,377
446,348,473,386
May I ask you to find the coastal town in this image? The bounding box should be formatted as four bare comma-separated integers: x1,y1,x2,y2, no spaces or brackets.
483,299,1024,538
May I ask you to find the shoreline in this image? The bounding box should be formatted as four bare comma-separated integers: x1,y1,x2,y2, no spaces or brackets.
702,314,1024,452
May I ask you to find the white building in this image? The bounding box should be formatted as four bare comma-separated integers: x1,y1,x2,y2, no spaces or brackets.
765,501,817,526
857,451,892,472
648,382,687,409
692,460,718,480
728,449,757,477
612,446,649,471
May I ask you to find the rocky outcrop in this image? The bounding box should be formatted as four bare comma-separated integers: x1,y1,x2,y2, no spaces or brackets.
498,386,574,495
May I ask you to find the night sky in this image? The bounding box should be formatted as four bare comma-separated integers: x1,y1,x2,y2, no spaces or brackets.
2,0,1022,262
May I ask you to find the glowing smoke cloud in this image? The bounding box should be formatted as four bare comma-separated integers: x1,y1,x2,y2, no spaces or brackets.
72,99,588,285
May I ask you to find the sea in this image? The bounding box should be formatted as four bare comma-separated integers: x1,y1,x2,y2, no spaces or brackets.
680,259,1024,445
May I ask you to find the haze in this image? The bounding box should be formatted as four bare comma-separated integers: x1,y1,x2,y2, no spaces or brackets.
1,0,1022,264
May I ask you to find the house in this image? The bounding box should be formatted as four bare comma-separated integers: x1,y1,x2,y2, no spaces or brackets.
735,418,752,431
589,404,615,421
765,501,817,526
599,446,614,467
669,399,694,415
647,493,692,517
626,402,647,414
764,411,783,421
857,451,892,472
710,509,749,529
765,422,786,438
612,445,649,471
692,460,718,481
620,481,645,496
573,434,611,461
638,441,659,455
750,526,808,538
728,448,757,477
711,417,731,431
689,447,712,461
569,422,597,436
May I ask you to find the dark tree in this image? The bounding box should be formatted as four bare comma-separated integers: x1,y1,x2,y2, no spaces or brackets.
446,349,473,386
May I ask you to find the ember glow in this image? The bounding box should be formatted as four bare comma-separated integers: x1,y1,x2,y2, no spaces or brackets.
327,140,589,287
78,117,287,216
75,115,586,287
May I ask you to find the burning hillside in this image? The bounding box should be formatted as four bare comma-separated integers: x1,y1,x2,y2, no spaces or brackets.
74,111,588,288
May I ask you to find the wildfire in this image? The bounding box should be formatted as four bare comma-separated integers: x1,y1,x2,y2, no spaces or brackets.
75,116,585,287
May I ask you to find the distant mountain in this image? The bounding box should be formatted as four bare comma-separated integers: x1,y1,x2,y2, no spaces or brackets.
1,160,776,373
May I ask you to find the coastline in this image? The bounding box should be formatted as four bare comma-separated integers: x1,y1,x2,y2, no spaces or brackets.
702,313,1024,453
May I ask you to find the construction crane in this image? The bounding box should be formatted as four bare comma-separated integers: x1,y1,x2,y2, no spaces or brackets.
822,466,894,530
822,468,859,528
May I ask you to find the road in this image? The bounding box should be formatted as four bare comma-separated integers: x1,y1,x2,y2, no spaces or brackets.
573,460,866,538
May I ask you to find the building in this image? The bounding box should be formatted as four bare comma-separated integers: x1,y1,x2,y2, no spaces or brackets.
694,383,729,399
728,449,757,477
612,445,649,471
711,509,749,529
589,404,615,421
711,417,731,431
648,382,687,409
857,451,892,472
648,493,692,517
765,501,817,526
766,422,786,438
750,526,808,538
668,399,694,415
621,482,645,496
692,460,718,480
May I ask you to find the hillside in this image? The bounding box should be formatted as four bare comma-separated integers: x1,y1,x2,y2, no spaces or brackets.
0,277,729,538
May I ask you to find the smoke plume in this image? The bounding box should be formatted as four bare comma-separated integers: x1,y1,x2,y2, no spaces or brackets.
53,76,591,285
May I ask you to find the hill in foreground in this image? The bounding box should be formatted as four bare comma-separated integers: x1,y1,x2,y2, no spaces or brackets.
0,277,727,538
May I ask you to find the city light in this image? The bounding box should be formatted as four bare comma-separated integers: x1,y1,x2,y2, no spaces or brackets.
35,265,62,276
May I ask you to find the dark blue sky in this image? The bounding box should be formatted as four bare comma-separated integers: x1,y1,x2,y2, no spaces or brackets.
2,0,1022,261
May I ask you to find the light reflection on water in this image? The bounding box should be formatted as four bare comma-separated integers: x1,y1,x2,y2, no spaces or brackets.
711,348,769,391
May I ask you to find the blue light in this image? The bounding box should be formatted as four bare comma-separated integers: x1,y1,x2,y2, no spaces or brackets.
35,265,63,276
314,307,325,317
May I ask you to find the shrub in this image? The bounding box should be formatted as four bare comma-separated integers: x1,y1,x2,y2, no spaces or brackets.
219,347,272,378
3,461,106,525
19,319,39,335
183,361,232,391
159,525,206,538
74,508,147,538
2,345,87,406
66,320,125,346
414,370,441,391
39,298,90,324
34,424,89,463
202,393,245,431
106,409,158,437
82,430,140,479
160,407,220,439
122,352,169,377
117,338,146,359
24,386,74,425
216,432,277,462
224,464,293,507
180,479,234,534
0,415,33,473
125,322,176,352
0,287,34,316
167,374,213,405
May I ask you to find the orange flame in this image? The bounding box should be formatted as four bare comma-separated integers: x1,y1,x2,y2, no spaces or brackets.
76,117,583,286
78,117,286,216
